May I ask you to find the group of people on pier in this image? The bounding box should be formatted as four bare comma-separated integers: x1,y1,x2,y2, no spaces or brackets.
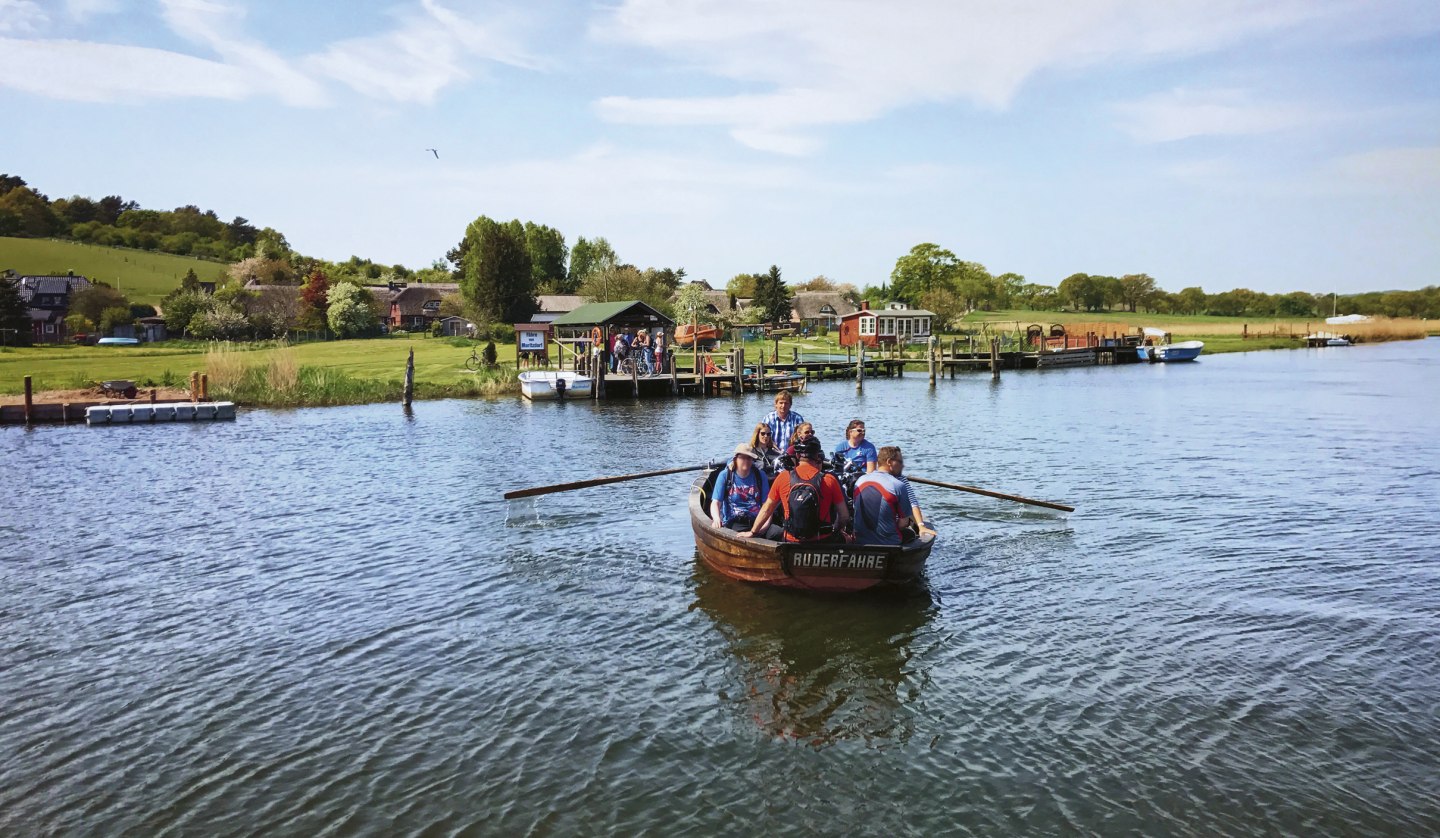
709,391,938,546
606,327,668,375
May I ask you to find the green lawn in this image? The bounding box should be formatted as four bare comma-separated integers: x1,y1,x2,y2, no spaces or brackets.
0,335,513,397
0,237,230,305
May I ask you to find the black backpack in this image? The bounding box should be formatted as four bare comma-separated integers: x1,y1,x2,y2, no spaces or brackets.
783,468,825,539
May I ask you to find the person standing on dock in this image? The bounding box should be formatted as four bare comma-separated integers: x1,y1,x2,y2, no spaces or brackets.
833,419,878,474
761,392,804,453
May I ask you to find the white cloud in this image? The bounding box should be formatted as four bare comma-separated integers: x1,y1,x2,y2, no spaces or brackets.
63,0,121,22
303,0,539,104
0,36,251,101
1326,146,1440,192
1113,88,1319,142
1,0,532,106
591,0,1439,153
0,0,46,34
159,0,329,106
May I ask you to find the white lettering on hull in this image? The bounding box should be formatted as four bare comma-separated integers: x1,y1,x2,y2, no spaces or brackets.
789,552,888,571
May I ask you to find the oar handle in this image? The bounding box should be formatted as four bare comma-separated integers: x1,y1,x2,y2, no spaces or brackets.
504,463,715,500
908,475,1074,512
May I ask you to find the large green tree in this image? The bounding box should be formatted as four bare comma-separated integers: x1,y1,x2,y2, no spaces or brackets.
890,243,959,304
0,274,32,346
69,282,130,328
751,265,792,324
1118,273,1158,312
568,236,617,287
1176,286,1207,315
326,282,378,337
460,216,536,323
524,222,569,292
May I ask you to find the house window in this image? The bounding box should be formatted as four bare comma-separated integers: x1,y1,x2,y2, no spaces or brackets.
44,324,55,334
859,316,875,336
880,317,893,335
819,304,835,314
422,300,440,312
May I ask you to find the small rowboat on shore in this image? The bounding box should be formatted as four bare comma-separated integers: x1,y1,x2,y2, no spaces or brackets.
689,468,935,593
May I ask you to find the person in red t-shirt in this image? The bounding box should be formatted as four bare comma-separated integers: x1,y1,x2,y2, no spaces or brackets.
738,436,851,543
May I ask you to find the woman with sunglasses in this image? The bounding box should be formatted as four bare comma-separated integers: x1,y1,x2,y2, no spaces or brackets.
748,422,783,475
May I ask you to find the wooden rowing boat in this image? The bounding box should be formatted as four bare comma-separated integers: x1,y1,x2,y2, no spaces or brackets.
689,468,935,592
675,323,722,348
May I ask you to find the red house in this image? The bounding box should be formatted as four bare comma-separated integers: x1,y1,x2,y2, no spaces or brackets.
838,301,935,348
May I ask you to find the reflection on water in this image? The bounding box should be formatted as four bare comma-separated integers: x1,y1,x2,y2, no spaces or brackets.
690,559,936,747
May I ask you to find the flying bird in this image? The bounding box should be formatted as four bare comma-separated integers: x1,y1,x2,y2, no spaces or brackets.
426,148,439,159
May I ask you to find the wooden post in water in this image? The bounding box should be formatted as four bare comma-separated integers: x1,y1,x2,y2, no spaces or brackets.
23,376,32,425
856,342,865,391
928,338,936,388
990,338,1000,381
757,342,765,389
669,351,678,395
190,371,199,402
402,348,414,407
630,348,639,396
735,347,744,393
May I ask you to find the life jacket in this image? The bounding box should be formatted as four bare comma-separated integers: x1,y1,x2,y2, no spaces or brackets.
783,467,826,540
852,475,904,545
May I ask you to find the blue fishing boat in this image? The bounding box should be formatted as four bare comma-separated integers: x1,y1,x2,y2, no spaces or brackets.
1137,328,1203,362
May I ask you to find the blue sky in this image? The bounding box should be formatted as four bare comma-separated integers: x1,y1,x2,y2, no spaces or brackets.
3,0,1438,294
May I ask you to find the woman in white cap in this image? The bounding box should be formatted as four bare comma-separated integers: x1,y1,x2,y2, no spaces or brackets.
710,443,771,531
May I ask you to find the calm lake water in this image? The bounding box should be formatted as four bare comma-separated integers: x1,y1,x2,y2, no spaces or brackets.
4,339,1439,836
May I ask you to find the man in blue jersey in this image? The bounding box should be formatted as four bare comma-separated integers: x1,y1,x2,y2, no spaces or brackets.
833,419,878,474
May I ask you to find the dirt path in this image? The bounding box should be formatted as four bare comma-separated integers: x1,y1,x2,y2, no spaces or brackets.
0,386,194,405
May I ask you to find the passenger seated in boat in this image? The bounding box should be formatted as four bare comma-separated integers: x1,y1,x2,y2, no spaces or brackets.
851,446,913,545
779,422,814,470
748,422,783,475
710,445,770,532
832,419,878,474
739,436,851,544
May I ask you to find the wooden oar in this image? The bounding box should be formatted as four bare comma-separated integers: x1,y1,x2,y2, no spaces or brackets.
504,463,715,500
908,475,1074,513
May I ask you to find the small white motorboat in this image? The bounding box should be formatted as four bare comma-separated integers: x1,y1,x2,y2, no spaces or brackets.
1137,328,1204,362
519,371,592,400
1326,337,1351,347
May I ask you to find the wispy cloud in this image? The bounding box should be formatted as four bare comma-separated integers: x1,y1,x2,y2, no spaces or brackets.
0,37,252,102
0,0,47,34
1112,88,1320,142
0,0,533,106
592,0,1439,154
304,0,539,104
1325,146,1440,192
63,0,121,23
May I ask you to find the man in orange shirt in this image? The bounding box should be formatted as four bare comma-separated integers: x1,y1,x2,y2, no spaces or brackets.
738,436,852,543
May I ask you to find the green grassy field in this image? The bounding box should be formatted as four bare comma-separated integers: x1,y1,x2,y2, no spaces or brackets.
0,336,522,402
0,237,230,305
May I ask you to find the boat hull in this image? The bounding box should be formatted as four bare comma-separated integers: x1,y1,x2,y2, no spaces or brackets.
519,372,593,400
1140,340,1204,362
689,471,933,592
675,324,722,348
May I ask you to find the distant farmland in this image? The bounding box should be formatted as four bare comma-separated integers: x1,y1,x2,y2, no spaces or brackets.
0,237,230,305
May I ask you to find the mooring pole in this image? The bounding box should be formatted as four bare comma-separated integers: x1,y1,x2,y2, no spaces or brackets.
928,337,937,388
190,371,199,403
402,347,414,407
23,375,32,425
990,337,1001,381
856,343,865,391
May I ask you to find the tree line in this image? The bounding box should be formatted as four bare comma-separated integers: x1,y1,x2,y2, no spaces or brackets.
882,242,1440,322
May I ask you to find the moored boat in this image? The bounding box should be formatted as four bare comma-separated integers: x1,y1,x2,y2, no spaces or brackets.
675,323,723,348
689,468,935,593
519,370,592,400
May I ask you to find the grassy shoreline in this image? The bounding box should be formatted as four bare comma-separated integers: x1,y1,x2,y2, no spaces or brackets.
2,319,1431,408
